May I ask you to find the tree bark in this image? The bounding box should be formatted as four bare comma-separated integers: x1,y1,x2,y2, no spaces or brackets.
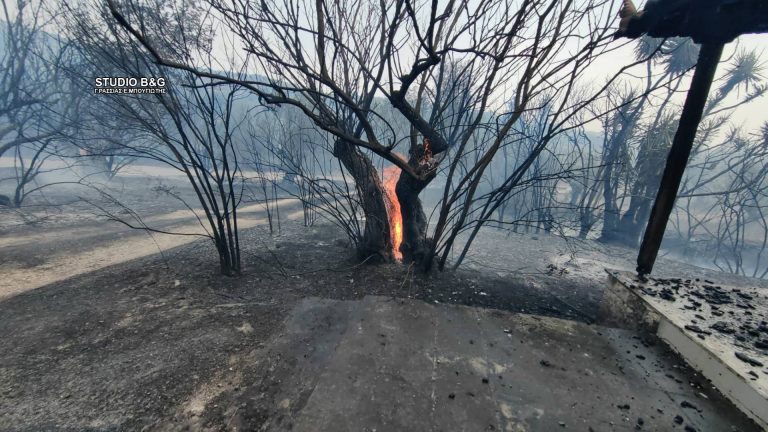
396,172,430,266
396,141,437,270
333,139,393,262
599,98,643,244
578,221,592,239
617,123,671,247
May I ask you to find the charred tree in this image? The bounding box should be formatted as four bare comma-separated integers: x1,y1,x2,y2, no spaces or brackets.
396,140,437,267
105,0,637,273
333,139,393,262
616,120,674,247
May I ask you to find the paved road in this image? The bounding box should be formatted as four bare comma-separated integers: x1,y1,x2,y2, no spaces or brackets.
266,296,759,432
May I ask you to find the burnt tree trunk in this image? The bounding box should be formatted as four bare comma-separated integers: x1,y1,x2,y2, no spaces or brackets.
599,100,643,245
396,173,429,265
617,197,652,247
396,142,438,270
617,122,672,247
333,139,393,262
578,221,592,239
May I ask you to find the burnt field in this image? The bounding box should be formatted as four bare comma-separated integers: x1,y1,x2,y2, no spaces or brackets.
2,177,765,430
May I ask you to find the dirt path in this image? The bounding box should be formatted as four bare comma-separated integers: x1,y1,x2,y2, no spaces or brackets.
0,199,302,299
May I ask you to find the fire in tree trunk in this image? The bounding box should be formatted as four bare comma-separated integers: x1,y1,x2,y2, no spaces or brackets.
333,139,393,262
394,139,438,269
396,173,431,266
383,167,404,261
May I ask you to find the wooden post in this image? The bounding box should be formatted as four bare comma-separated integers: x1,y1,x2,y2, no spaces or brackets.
636,43,724,275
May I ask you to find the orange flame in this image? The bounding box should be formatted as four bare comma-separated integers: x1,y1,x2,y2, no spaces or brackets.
383,166,403,261
422,138,432,161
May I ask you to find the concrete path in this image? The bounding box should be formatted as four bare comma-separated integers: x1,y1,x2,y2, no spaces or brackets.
277,296,758,432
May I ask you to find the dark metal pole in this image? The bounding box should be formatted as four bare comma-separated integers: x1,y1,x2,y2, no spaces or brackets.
636,43,724,275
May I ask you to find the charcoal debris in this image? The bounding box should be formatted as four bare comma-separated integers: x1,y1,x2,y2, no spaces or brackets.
680,400,701,413
735,351,764,367
615,273,767,374
710,321,735,334
683,325,711,336
659,288,676,301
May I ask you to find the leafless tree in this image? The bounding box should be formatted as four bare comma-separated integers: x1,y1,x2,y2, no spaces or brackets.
247,107,378,245
0,0,80,207
72,109,146,180
669,124,768,278
105,0,657,272
243,109,320,229
61,0,260,274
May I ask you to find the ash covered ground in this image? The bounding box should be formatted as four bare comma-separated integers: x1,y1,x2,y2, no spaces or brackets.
1,177,766,430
